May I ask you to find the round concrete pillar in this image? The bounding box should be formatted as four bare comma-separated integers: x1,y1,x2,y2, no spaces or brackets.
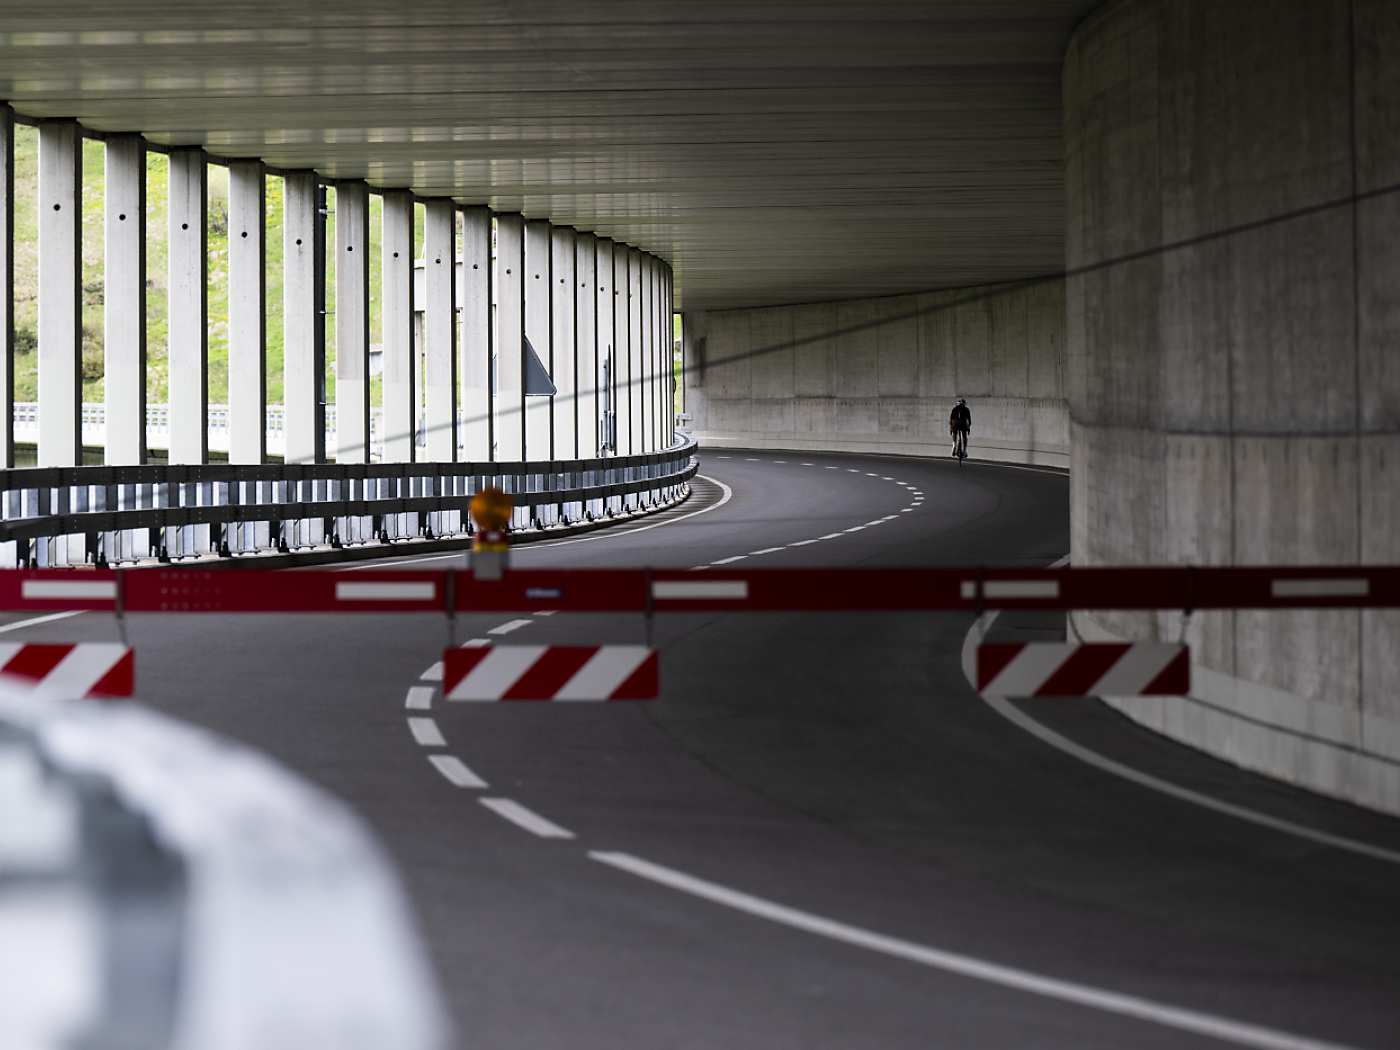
1065,0,1400,811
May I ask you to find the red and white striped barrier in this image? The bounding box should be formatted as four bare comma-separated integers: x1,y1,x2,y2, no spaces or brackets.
0,643,133,698
443,645,657,701
976,642,1189,698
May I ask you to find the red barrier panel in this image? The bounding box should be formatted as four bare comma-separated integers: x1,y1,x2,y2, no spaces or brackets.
0,565,1395,614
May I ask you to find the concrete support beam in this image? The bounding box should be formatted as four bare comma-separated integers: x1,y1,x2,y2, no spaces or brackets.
167,149,208,465
105,135,146,466
334,182,370,463
459,206,492,462
550,226,577,459
282,172,319,464
38,121,81,467
524,219,552,459
380,191,415,463
575,232,598,458
227,160,265,465
0,109,13,468
595,238,615,454
628,248,643,454
422,200,457,462
612,243,631,455
495,214,524,461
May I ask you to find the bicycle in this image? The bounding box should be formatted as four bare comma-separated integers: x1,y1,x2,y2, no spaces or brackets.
951,429,969,464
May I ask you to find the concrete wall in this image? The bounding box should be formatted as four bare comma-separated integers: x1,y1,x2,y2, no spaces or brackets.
685,280,1068,467
1066,0,1400,814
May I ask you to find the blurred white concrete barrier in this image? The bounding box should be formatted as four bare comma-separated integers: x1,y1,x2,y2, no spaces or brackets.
0,690,452,1050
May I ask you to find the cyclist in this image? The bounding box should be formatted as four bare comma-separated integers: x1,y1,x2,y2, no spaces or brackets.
949,398,971,459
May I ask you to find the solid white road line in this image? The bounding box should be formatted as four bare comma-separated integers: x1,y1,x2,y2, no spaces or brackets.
959,603,1400,868
405,687,434,711
0,610,85,635
749,547,786,555
789,539,818,546
818,533,844,540
419,662,443,682
407,717,446,747
480,798,576,839
589,851,1363,1050
429,755,487,789
487,619,533,636
712,555,747,565
529,475,735,548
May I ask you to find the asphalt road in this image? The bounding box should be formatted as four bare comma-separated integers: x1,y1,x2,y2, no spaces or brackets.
22,450,1400,1049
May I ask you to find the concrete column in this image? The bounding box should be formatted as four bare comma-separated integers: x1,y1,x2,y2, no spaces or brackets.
550,226,577,459
282,172,319,464
333,182,370,463
0,109,13,468
575,232,598,458
422,200,457,461
495,214,524,461
380,190,415,463
104,136,147,466
612,243,631,455
638,254,653,454
167,148,208,465
37,121,81,467
627,248,643,455
595,238,615,455
459,206,492,462
664,264,675,445
227,160,265,465
523,219,552,460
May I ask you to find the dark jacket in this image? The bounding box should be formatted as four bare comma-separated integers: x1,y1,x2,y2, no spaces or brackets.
950,404,972,431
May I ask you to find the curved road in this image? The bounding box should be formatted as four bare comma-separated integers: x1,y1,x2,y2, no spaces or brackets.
22,450,1400,1049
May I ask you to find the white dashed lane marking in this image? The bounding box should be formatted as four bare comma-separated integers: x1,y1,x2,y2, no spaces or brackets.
819,533,844,540
408,717,446,747
712,555,748,565
488,619,533,636
481,798,577,839
405,686,434,710
750,547,786,555
430,755,488,789
419,662,443,682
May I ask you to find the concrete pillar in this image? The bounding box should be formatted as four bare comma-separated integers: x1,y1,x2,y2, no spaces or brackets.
639,254,653,454
523,219,552,460
495,214,524,461
282,172,319,464
334,182,370,463
627,248,643,455
0,109,10,469
167,149,208,465
575,232,598,458
37,121,81,467
422,200,457,462
227,160,265,465
459,206,492,462
595,238,615,454
104,136,147,466
664,264,675,445
380,190,415,463
612,243,631,455
551,226,577,459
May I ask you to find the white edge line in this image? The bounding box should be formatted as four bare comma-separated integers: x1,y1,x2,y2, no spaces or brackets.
527,475,735,548
0,610,85,635
479,798,576,839
960,562,1400,868
588,851,1363,1050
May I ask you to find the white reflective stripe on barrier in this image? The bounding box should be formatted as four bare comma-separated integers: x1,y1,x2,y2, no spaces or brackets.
553,646,653,701
1270,578,1369,598
960,580,1060,600
335,581,436,601
21,581,118,601
653,580,748,600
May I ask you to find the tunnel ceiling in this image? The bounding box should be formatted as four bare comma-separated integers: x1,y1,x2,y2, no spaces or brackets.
0,1,1094,311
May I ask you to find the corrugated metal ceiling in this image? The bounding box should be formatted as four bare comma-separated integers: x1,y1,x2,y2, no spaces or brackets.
0,1,1094,309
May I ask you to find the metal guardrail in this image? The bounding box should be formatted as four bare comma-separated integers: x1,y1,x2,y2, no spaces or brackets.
0,439,698,567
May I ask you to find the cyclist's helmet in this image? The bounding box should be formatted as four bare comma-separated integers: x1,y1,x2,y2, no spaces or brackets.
956,398,966,406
